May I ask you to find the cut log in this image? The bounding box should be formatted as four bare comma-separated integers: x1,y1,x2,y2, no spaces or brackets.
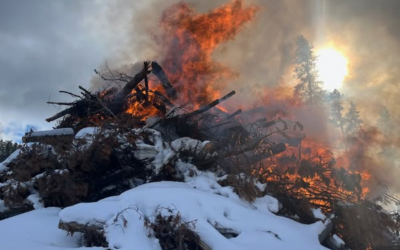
22,128,74,143
58,220,103,233
58,220,107,247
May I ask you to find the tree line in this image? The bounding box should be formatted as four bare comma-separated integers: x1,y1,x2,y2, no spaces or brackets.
0,140,19,162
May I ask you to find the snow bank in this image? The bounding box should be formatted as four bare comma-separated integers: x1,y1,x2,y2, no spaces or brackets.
0,208,100,250
60,181,328,250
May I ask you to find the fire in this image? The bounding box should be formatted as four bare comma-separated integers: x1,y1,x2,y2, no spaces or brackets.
126,83,164,120
160,0,259,107
120,0,375,207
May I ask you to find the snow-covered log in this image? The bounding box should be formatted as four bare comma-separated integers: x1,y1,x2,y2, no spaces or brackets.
22,128,74,143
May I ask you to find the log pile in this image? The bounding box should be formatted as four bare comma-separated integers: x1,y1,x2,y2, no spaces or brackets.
1,61,399,250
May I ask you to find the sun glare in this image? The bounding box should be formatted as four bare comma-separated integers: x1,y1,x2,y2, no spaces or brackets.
316,48,348,91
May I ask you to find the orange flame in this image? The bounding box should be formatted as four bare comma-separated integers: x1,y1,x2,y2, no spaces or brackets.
160,0,259,107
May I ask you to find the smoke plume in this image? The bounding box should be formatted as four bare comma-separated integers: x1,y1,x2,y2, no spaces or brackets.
91,0,400,196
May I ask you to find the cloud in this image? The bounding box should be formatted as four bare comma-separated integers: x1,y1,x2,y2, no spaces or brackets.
0,0,110,139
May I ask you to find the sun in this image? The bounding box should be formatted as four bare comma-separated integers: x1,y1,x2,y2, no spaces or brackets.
316,48,349,91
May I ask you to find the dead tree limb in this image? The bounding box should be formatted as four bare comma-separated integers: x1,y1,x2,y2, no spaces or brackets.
226,109,242,120
79,86,92,98
47,101,76,106
59,90,82,99
186,91,236,117
96,95,117,119
153,90,174,107
46,107,76,122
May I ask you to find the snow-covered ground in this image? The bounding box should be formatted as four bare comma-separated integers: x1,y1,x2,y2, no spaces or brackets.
0,169,329,250
0,207,101,250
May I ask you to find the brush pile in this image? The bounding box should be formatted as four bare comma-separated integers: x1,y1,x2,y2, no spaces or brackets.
0,62,399,250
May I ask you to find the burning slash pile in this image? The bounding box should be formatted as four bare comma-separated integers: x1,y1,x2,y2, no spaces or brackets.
0,1,399,250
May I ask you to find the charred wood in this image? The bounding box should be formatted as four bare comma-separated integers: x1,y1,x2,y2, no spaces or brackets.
151,61,177,100
186,91,235,117
109,61,151,113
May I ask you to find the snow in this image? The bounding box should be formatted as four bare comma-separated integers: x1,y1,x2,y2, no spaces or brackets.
60,181,328,250
0,148,21,171
255,181,267,192
311,208,326,221
253,195,280,213
331,234,345,248
171,137,210,154
133,129,212,175
75,127,99,139
133,129,175,174
0,208,101,250
27,193,45,209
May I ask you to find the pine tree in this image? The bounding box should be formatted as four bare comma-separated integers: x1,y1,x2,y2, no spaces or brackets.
0,139,19,162
377,106,391,134
328,89,345,135
293,36,324,106
344,101,362,135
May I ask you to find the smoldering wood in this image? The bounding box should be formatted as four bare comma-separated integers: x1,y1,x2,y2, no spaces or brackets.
46,62,151,122
248,143,286,163
151,61,177,100
226,109,242,120
153,90,174,107
195,137,285,167
110,61,151,113
186,91,236,117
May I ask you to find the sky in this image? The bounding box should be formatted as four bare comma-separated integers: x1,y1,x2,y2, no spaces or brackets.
0,1,112,140
1,0,400,142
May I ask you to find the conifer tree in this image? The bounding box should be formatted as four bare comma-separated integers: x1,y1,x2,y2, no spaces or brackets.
293,36,324,106
328,89,345,135
377,106,391,134
344,101,362,135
